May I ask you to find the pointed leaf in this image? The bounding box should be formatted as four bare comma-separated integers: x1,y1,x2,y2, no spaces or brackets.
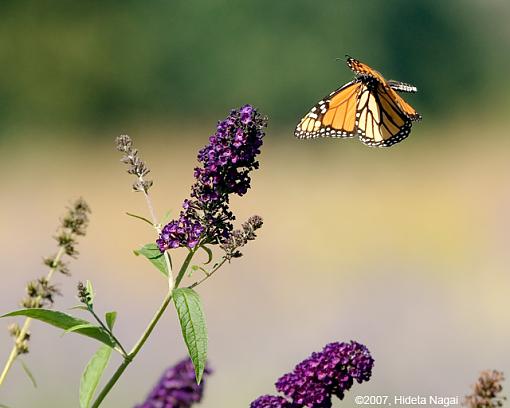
63,323,98,335
19,359,37,388
199,245,213,265
126,212,154,226
79,345,113,408
134,243,168,277
172,288,207,384
1,309,115,348
105,311,117,331
69,305,89,311
188,265,209,278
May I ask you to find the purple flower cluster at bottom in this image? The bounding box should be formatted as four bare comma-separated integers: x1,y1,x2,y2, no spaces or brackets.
251,395,300,408
135,358,211,408
251,341,374,408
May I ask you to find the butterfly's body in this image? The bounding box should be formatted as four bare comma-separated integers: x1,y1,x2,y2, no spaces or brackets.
295,56,421,147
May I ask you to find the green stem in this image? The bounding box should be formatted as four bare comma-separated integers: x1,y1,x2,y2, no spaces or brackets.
0,320,29,386
174,248,197,288
90,290,174,408
125,212,154,226
140,189,174,289
91,248,199,406
188,257,227,289
165,251,174,291
88,308,128,357
90,358,130,408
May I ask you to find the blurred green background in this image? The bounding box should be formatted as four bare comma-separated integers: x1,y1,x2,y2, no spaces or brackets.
1,1,510,407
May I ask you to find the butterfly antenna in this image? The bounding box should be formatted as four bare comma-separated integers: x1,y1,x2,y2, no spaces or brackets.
336,55,352,62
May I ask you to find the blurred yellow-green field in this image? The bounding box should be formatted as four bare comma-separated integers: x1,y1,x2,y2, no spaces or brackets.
1,1,510,407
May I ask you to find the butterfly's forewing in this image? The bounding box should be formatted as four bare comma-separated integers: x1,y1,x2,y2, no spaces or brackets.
294,80,363,139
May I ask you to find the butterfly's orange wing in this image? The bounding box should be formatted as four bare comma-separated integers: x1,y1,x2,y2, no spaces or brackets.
386,87,422,121
347,56,421,122
356,82,413,147
295,80,363,139
296,56,420,147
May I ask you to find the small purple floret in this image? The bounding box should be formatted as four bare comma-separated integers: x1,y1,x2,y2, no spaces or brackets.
250,395,299,408
156,218,204,252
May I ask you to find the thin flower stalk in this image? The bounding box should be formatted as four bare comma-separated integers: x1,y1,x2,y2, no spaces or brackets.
116,135,174,288
189,215,263,289
0,199,90,387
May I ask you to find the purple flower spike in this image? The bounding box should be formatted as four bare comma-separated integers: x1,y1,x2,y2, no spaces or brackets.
251,341,374,408
158,105,266,251
194,104,264,201
135,358,211,408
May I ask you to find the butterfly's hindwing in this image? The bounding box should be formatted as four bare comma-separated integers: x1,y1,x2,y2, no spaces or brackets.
357,83,413,147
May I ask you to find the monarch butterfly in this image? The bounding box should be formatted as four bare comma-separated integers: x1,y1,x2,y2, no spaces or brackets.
295,56,421,147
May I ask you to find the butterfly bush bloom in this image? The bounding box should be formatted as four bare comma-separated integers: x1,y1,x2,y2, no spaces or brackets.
157,105,266,252
158,216,204,249
135,358,211,408
251,341,374,408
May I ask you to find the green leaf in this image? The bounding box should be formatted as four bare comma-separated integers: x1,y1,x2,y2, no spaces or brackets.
199,245,213,265
105,311,117,331
0,403,13,408
69,305,89,311
134,243,168,278
1,309,115,348
188,265,209,278
172,288,208,384
79,345,113,408
63,323,98,335
126,212,154,226
86,280,95,306
188,265,199,277
19,359,37,388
